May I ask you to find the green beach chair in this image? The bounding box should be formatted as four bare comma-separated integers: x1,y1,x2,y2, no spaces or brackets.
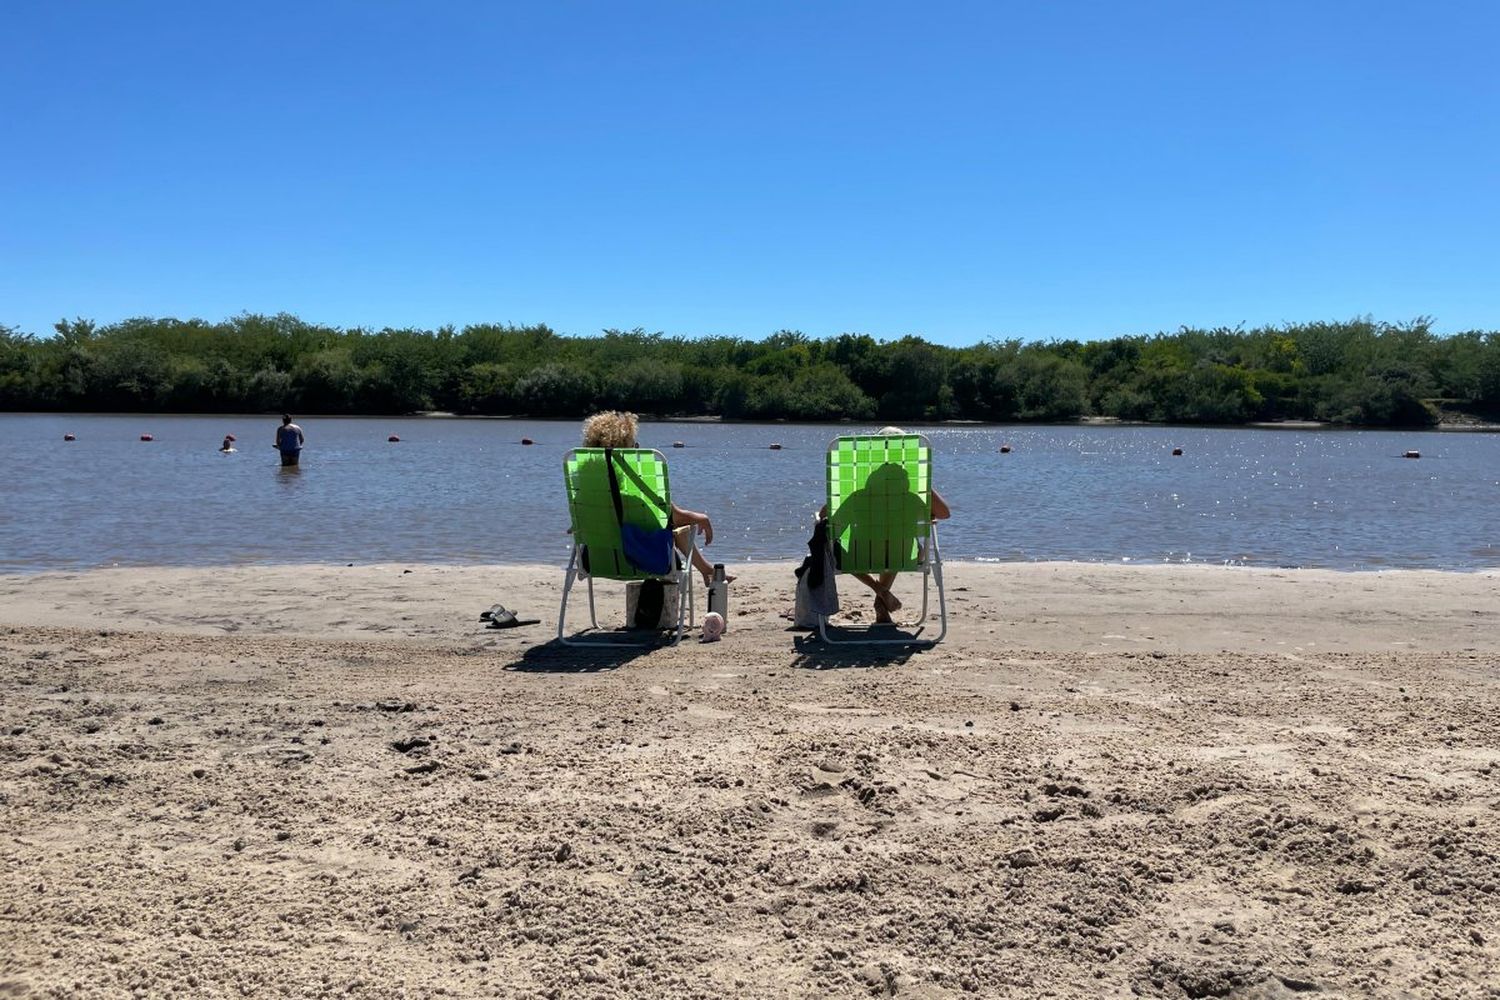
559,447,695,645
820,432,947,645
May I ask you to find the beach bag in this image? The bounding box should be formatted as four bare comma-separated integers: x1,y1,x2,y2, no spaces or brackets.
606,449,676,576
620,523,675,577
793,571,817,628
793,519,839,627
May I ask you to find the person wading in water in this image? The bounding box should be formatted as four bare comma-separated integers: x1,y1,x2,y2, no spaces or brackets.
275,414,305,467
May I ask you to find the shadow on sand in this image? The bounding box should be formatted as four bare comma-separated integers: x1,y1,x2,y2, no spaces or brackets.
788,630,919,670
504,634,667,673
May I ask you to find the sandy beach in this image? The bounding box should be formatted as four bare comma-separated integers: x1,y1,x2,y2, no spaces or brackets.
2,562,1497,998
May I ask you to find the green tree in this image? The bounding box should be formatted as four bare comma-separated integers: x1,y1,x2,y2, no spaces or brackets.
1013,351,1089,421
605,359,686,414
456,362,519,414
782,364,875,420
876,338,948,419
293,350,363,411
515,363,597,417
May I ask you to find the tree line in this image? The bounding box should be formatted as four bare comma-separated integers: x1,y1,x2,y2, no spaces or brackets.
2,314,1498,426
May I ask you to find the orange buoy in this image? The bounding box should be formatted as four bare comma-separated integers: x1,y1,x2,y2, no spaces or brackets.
520,437,534,446
1403,450,1420,459
999,444,1011,454
672,441,685,448
768,443,783,450
140,433,154,442
388,435,400,443
63,433,76,442
1171,447,1183,456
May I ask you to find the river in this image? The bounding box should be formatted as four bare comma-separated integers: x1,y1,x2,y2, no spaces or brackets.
1,414,1496,572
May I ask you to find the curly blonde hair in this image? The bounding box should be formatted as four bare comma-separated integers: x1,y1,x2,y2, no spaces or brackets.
581,410,639,448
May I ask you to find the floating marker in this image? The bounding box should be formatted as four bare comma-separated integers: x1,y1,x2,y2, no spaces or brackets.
520,437,534,446
63,433,76,442
388,435,401,443
768,443,783,450
999,444,1011,454
672,441,685,448
1403,450,1421,459
1171,447,1183,456
140,433,154,442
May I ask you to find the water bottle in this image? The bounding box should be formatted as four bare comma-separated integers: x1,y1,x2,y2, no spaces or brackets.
707,563,730,621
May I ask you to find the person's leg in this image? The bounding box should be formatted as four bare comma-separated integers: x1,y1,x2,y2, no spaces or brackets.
875,572,900,609
873,572,900,622
675,525,738,586
853,571,901,622
674,526,715,584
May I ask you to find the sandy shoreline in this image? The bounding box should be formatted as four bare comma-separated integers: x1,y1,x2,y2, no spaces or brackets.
1,560,1497,653
2,563,1497,997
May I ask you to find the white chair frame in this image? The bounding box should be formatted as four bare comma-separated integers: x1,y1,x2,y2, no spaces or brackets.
557,446,697,647
816,520,946,646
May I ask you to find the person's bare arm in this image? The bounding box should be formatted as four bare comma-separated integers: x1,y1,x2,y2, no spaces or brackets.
930,489,951,520
671,503,713,545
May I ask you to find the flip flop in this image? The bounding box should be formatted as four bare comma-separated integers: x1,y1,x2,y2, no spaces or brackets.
484,606,540,629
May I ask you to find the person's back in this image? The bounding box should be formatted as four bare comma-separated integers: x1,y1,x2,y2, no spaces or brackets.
835,462,930,567
823,428,950,625
275,414,304,466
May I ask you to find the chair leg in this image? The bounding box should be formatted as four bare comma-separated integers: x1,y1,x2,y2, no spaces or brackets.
557,541,709,648
929,532,948,644
670,571,687,645
685,550,696,627
557,547,579,645
667,543,695,645
817,549,946,646
558,546,670,647
817,584,928,644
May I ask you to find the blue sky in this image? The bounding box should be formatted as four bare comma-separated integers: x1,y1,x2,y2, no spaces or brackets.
3,1,1497,345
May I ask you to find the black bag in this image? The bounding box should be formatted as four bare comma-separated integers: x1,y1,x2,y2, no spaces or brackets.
633,579,666,629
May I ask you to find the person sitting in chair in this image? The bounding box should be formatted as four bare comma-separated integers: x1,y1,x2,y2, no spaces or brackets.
820,426,950,624
580,411,729,587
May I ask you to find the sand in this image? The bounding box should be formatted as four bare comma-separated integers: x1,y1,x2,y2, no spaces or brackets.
1,562,1497,998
